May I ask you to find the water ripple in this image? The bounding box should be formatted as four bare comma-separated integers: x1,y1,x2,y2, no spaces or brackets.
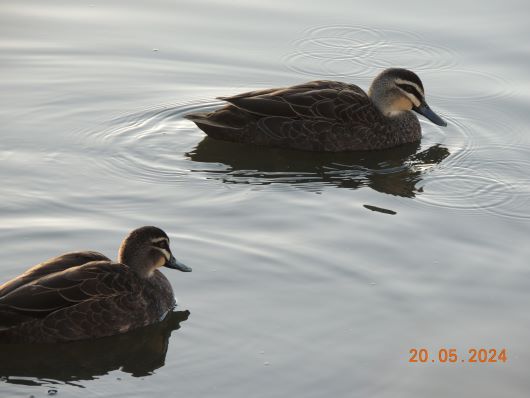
416,168,512,211
416,145,530,220
283,25,514,105
283,25,458,78
82,100,221,183
423,69,515,103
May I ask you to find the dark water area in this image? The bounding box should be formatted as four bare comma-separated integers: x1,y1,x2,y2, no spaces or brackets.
1,0,529,397
0,311,189,383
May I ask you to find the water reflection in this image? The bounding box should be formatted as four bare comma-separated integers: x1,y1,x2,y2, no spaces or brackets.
187,138,450,197
0,310,189,385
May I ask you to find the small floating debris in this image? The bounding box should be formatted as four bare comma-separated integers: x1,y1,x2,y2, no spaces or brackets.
363,204,397,215
264,361,270,366
48,389,58,396
152,48,159,52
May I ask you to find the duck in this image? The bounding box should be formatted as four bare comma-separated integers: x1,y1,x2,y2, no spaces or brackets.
0,226,192,343
185,68,447,152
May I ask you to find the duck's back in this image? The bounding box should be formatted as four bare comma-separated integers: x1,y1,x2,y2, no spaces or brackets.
186,80,420,151
0,251,109,298
0,253,175,343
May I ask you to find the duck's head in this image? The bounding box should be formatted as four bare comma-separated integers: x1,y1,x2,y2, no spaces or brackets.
118,226,192,278
368,68,447,127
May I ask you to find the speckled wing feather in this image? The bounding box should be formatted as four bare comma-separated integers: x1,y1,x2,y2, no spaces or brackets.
0,251,110,298
0,261,135,318
221,80,367,120
0,261,157,342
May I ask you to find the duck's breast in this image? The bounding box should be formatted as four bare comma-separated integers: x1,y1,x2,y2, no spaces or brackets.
142,270,176,321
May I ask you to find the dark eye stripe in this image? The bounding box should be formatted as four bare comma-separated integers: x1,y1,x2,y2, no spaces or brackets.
154,240,169,250
396,83,423,101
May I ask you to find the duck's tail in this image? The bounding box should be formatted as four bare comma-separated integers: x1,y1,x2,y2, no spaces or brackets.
185,106,254,143
184,112,238,129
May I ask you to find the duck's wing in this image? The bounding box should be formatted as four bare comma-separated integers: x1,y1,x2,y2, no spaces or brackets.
219,80,368,120
0,251,110,298
0,261,134,328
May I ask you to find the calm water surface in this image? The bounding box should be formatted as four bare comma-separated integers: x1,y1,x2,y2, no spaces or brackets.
1,0,530,397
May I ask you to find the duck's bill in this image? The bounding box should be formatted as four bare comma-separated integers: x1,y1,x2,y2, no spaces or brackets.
413,102,447,127
165,255,192,272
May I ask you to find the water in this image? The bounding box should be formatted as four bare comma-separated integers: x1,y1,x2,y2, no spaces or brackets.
1,0,529,396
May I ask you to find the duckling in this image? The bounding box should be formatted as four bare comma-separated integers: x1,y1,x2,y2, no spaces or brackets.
186,68,447,152
0,226,191,343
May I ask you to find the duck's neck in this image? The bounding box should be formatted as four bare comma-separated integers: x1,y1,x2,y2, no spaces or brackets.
118,248,155,279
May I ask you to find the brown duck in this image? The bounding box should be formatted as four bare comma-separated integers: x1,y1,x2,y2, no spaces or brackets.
186,68,447,152
0,226,191,343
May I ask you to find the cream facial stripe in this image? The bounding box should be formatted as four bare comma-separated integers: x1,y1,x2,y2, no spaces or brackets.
151,237,169,243
395,78,424,96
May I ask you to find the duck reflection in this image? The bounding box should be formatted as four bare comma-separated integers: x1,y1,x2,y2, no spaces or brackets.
187,138,450,197
0,310,189,385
